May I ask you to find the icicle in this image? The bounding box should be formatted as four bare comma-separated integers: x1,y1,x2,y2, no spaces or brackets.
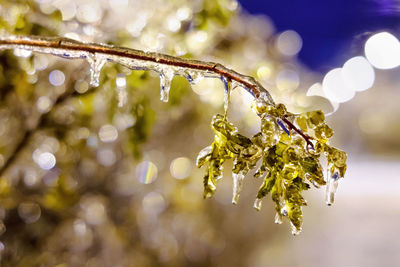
232,172,245,204
274,212,283,224
253,198,263,211
185,71,203,85
87,53,108,87
325,169,340,206
159,68,174,102
290,222,301,236
221,76,231,117
116,74,127,108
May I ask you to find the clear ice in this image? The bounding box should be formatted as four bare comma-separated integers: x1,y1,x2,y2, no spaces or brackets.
232,172,245,204
159,67,175,102
87,53,108,87
290,222,301,236
253,198,262,211
221,76,231,116
274,212,283,224
325,168,340,206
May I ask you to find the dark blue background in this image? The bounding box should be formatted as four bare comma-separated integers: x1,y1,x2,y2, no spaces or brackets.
239,0,400,72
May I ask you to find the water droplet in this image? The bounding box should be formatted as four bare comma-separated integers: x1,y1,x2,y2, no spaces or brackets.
159,68,174,102
232,172,245,204
253,198,262,211
87,53,107,87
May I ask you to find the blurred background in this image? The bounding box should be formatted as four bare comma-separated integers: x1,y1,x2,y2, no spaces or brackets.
0,0,399,266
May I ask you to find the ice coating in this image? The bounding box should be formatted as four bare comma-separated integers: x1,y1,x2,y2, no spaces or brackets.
326,167,340,206
159,67,175,102
87,53,108,87
253,198,262,211
232,172,245,204
0,35,277,105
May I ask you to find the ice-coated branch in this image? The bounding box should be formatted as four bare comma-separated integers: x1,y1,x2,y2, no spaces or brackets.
0,35,313,152
0,34,312,153
0,35,274,103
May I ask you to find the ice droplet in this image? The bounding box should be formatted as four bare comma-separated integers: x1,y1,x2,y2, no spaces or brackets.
274,212,283,224
196,145,212,167
232,172,245,204
221,76,231,116
253,198,263,211
325,170,340,206
87,53,108,87
325,166,340,206
290,222,301,236
159,68,175,102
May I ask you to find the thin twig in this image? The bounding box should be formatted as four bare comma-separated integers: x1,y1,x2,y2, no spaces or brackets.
282,116,314,150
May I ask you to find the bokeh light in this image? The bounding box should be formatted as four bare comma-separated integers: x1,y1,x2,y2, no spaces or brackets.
136,161,158,184
49,70,65,86
36,152,56,170
97,148,116,166
276,30,302,57
342,56,375,92
276,69,300,91
36,96,52,113
18,202,41,224
322,68,355,103
142,191,166,215
170,157,192,179
365,32,400,69
98,124,118,143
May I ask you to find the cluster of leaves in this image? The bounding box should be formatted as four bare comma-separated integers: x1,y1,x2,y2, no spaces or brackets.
196,96,347,234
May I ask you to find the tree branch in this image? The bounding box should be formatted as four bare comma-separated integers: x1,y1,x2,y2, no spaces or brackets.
0,34,315,172
0,35,275,103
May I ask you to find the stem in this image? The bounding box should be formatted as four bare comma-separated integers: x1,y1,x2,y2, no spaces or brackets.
0,35,275,103
282,116,314,150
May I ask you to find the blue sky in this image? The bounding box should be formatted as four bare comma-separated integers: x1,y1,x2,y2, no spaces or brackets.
239,0,400,72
